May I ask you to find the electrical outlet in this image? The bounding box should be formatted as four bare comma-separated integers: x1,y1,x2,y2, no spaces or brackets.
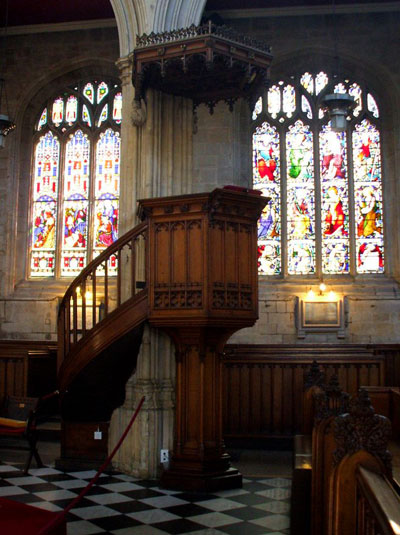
94,430,102,440
160,449,169,463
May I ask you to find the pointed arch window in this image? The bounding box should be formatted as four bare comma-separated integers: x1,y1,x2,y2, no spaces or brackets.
253,72,384,277
30,79,122,278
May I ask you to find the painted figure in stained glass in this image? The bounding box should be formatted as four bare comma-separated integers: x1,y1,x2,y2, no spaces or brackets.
256,144,277,183
324,186,346,236
33,202,56,249
94,199,118,248
358,242,383,272
324,241,349,273
288,242,315,274
355,133,381,181
321,131,345,180
287,126,313,181
258,243,281,275
356,185,382,238
64,202,87,248
290,189,313,238
258,193,279,240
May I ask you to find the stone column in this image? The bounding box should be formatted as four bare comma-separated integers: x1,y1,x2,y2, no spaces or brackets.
109,59,194,477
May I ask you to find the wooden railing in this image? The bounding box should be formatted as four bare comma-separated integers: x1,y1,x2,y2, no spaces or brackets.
57,221,148,369
356,466,400,535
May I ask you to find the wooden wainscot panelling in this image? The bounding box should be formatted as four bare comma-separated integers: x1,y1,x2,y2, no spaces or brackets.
222,345,391,439
0,341,57,405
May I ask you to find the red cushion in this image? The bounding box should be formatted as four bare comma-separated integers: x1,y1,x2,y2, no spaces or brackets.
0,426,26,435
0,498,66,534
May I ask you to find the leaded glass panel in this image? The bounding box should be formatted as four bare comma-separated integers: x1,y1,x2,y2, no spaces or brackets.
30,79,122,278
253,122,281,275
268,85,281,118
353,120,383,273
97,81,109,103
113,93,122,124
320,127,349,274
65,96,78,125
283,85,295,118
286,121,315,274
52,98,64,127
31,132,60,277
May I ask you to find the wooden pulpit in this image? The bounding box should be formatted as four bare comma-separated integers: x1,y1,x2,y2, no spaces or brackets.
139,187,268,491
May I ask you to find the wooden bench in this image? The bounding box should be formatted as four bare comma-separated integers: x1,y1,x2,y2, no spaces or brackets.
327,389,394,535
361,386,400,491
0,393,58,473
291,361,326,535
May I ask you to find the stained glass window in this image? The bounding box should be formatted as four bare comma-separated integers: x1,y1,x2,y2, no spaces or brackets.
253,71,384,278
252,96,262,121
31,132,60,277
30,79,122,278
83,83,94,104
287,121,315,274
52,98,64,127
38,108,47,130
98,104,108,127
315,71,328,95
97,81,109,103
253,122,281,275
65,96,78,125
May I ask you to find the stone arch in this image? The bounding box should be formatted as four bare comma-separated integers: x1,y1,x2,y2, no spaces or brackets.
109,0,208,57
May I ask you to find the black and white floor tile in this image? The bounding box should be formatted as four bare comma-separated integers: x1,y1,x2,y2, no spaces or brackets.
0,463,291,534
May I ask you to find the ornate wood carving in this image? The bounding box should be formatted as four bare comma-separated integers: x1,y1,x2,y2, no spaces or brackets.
304,360,325,390
314,375,350,423
333,389,392,471
133,22,272,114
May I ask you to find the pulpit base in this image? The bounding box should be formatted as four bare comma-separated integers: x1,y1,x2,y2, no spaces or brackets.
160,466,242,492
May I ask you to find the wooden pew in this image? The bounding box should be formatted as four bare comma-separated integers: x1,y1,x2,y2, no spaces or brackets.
355,465,400,535
291,361,325,535
361,386,400,491
311,375,350,535
328,389,393,535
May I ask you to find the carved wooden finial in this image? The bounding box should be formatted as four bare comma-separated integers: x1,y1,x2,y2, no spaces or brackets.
304,360,325,390
333,388,392,472
314,374,350,422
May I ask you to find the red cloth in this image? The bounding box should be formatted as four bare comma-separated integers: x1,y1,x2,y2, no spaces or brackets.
0,498,66,535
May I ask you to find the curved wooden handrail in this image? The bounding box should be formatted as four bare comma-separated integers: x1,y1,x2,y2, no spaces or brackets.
57,221,149,375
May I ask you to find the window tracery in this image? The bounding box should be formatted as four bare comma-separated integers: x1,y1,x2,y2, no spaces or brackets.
253,71,383,277
30,79,122,278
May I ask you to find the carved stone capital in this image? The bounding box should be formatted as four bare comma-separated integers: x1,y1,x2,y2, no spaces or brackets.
116,53,134,86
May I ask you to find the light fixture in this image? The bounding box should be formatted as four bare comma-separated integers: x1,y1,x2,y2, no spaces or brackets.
0,1,16,149
319,0,355,132
321,93,355,132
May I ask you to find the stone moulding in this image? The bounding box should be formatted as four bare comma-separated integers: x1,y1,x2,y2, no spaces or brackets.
132,21,273,114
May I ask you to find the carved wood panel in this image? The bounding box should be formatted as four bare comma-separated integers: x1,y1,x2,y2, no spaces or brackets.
222,346,389,438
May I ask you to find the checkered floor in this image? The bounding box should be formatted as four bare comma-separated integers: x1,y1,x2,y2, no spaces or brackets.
0,462,291,534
